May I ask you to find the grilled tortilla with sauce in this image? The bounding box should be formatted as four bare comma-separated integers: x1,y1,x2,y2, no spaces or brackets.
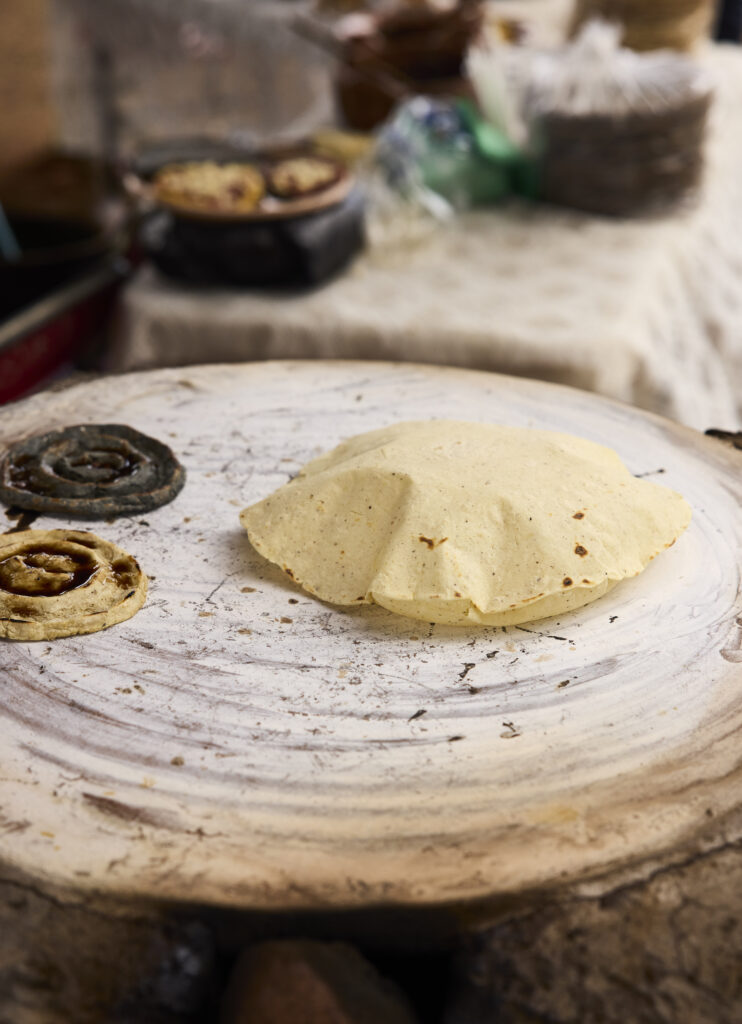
0,529,147,641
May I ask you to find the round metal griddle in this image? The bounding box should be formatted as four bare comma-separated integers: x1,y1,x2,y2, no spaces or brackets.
1,361,741,917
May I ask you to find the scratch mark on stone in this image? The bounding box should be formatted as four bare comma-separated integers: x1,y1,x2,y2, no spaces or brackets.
500,721,522,739
516,626,570,642
205,573,235,605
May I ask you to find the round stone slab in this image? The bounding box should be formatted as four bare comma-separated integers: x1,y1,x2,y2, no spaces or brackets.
0,362,741,918
0,423,185,517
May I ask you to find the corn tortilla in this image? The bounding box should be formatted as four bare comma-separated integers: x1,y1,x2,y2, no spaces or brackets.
240,421,691,626
0,529,147,641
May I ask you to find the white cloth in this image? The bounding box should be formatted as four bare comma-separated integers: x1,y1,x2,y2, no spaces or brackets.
109,46,742,430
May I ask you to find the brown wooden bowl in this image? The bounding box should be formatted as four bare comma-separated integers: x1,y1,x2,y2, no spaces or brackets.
129,155,353,224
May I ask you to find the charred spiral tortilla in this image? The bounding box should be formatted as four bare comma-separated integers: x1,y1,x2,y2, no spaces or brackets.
0,424,185,518
240,421,692,627
0,529,147,641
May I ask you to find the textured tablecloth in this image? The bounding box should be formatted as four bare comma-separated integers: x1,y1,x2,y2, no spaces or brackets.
108,46,742,430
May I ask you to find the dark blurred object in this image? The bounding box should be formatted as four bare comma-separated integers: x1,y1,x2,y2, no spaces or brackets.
335,1,484,131
0,150,131,319
705,428,742,448
0,216,115,320
0,151,132,402
716,0,742,39
0,151,118,224
220,940,417,1024
0,260,126,405
571,0,716,51
143,188,365,288
362,2,483,78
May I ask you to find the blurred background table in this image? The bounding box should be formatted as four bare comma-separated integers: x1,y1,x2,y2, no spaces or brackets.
109,46,742,431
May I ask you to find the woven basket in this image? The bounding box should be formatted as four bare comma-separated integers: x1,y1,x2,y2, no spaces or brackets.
538,92,711,216
517,22,715,217
571,0,716,51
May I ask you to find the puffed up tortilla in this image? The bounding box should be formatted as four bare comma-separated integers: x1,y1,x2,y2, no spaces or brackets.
239,421,691,626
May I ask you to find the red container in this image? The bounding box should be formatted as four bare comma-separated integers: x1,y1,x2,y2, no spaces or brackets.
0,262,125,405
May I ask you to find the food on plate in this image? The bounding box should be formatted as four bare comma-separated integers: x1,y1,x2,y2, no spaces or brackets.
240,421,691,626
266,156,344,199
153,161,265,215
0,424,186,518
0,529,147,641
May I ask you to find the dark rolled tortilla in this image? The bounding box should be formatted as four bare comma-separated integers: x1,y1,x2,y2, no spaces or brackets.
0,424,186,517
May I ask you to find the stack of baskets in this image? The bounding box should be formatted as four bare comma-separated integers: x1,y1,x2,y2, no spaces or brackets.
571,0,716,51
520,24,714,217
538,90,711,216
